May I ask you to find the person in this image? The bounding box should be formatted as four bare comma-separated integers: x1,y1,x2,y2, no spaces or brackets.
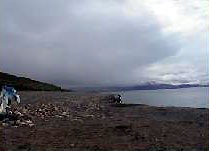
116,94,122,104
0,86,20,115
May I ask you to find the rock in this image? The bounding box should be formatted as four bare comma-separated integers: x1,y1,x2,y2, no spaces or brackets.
22,108,27,114
85,115,94,117
61,112,68,116
14,111,23,117
72,118,83,123
25,120,33,124
55,107,58,111
29,123,35,127
55,115,63,118
2,123,9,127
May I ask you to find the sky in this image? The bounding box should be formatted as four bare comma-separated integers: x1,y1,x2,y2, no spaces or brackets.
0,0,208,88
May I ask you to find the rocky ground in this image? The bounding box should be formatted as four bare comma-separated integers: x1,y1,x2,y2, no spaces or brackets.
0,91,208,151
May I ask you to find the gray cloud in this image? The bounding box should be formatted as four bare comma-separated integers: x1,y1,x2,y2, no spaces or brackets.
0,0,207,87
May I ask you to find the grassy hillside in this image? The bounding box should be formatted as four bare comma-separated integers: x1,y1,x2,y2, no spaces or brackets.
0,72,63,91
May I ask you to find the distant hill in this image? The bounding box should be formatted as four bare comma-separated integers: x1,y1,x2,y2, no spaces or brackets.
74,83,208,92
114,83,208,91
0,72,65,91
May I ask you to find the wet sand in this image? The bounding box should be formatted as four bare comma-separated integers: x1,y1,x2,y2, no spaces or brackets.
0,91,208,151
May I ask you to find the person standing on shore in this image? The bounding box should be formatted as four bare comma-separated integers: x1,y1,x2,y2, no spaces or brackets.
116,94,122,104
0,86,20,115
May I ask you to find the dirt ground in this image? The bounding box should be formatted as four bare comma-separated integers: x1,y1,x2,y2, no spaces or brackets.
0,91,208,151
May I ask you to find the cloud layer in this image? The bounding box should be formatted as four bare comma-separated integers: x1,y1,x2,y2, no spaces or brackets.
1,0,208,87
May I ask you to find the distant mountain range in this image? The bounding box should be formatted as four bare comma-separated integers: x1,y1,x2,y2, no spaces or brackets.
106,83,208,91
0,72,66,91
74,83,208,92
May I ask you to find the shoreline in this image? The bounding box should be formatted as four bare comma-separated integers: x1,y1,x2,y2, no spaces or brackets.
1,91,208,151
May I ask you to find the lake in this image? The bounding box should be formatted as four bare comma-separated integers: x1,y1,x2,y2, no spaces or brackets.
109,87,209,108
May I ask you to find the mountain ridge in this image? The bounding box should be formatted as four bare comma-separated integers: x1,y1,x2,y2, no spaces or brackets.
71,83,208,92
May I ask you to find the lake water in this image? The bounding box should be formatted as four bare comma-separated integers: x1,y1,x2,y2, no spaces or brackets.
109,87,209,108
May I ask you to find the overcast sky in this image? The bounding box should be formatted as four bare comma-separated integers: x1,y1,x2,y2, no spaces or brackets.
1,0,208,87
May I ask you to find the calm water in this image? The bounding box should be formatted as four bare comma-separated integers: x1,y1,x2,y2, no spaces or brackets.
109,87,209,108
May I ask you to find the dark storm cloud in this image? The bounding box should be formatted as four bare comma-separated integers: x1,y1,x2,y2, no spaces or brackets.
1,0,183,87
